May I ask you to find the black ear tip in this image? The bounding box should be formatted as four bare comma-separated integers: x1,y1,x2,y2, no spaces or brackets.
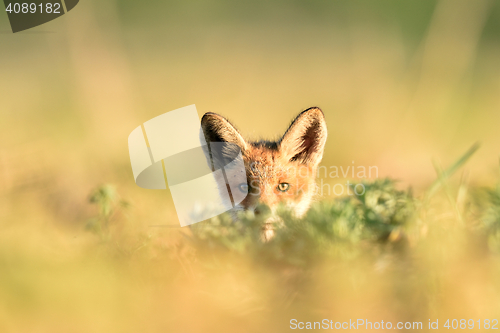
202,112,217,119
304,106,323,113
299,107,325,120
201,112,222,124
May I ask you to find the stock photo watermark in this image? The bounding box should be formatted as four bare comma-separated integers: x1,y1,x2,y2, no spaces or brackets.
290,318,499,330
2,0,79,33
248,161,379,197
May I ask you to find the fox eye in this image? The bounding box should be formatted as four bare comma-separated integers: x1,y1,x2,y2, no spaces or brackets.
238,183,249,193
277,183,290,192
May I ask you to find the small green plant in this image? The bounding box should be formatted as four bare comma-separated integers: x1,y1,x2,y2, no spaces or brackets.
475,179,500,253
87,184,129,239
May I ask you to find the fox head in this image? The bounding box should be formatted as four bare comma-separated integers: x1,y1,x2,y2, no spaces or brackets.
200,107,327,224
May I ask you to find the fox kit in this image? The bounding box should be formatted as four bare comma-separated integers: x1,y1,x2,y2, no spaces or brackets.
200,107,327,238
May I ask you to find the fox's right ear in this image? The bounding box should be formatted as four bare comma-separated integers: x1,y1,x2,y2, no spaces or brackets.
200,112,248,152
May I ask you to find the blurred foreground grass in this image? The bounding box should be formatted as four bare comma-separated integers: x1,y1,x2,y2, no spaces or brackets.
2,147,500,332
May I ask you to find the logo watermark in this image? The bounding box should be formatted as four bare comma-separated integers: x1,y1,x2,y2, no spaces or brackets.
128,105,247,227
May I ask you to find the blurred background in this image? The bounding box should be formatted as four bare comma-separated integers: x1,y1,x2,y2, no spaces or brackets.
1,0,500,332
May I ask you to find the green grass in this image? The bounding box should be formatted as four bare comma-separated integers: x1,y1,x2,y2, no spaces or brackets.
3,145,500,333
191,178,416,266
189,144,495,268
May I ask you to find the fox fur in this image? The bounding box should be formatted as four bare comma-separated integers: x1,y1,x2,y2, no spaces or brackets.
200,107,327,239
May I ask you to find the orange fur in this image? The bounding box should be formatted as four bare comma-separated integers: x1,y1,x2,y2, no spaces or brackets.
201,107,328,236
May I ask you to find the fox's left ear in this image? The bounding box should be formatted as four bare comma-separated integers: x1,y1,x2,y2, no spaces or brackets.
279,107,327,168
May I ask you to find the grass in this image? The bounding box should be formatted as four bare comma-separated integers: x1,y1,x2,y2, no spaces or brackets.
189,143,491,267
2,140,500,333
112,145,500,330
191,178,416,266
2,144,500,332
178,144,500,329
